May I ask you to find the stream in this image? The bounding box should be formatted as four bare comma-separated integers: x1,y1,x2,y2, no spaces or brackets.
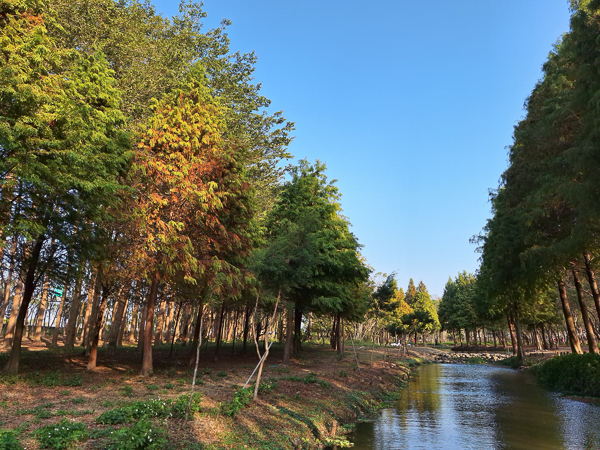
348,364,600,449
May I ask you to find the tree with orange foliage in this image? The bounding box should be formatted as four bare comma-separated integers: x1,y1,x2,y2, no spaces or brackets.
132,65,254,376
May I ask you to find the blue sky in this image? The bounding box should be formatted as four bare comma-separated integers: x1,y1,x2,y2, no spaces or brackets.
153,0,571,297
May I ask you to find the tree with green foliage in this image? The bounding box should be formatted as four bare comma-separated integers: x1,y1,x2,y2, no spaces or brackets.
1,0,131,374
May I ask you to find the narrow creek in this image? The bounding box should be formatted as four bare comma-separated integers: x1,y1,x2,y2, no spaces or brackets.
349,364,600,449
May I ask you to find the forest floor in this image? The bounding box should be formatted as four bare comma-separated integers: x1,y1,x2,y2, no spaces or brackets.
0,338,422,449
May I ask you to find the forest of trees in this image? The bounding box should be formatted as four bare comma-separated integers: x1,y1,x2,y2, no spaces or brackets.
0,0,444,377
437,0,600,365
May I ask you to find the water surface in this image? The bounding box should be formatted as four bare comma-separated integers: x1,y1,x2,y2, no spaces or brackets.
350,364,600,449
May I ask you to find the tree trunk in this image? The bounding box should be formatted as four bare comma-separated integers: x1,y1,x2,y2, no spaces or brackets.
583,252,600,322
3,278,23,348
153,295,166,347
558,277,583,354
33,274,50,342
107,286,128,355
118,299,129,347
0,238,17,336
512,305,525,365
507,313,518,356
213,304,226,361
51,280,68,347
87,272,107,371
282,306,293,364
81,270,98,348
540,323,549,350
137,301,148,351
570,263,598,354
163,299,175,344
141,275,159,376
128,298,140,344
179,303,192,345
293,307,302,354
64,272,83,350
4,236,44,375
242,304,251,353
189,300,205,367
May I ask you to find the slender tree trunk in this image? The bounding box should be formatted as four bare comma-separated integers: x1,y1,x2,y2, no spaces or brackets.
137,301,148,351
108,285,128,355
163,299,175,344
4,236,44,375
179,303,192,345
87,273,107,371
571,263,598,354
558,277,583,354
540,323,549,350
293,307,302,354
117,295,129,347
51,280,68,347
213,304,226,361
170,301,183,358
33,274,50,342
189,300,205,367
81,270,98,348
282,306,293,364
64,272,83,350
242,303,251,353
507,313,518,356
141,275,159,376
128,298,140,344
511,305,526,365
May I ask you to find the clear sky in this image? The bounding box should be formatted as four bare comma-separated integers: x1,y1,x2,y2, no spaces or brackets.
152,0,571,297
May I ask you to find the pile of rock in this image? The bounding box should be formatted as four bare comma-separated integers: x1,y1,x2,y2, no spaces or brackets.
433,352,512,364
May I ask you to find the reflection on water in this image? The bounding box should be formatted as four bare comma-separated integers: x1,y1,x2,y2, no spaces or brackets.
350,364,600,450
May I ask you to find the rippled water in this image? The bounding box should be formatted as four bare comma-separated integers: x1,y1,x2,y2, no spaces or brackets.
349,364,600,449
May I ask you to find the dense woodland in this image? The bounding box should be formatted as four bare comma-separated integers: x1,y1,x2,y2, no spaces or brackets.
438,0,600,364
0,0,445,378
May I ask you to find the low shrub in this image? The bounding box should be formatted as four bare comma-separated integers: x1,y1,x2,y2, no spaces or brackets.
103,419,166,450
34,419,88,449
96,395,202,425
0,430,23,450
534,352,600,397
222,387,252,417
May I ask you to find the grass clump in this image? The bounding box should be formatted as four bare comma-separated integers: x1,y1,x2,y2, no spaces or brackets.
534,352,600,397
34,419,88,449
465,356,486,364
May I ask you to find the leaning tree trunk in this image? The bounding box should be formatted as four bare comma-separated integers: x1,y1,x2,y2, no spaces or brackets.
3,278,23,348
558,277,583,354
583,252,600,322
4,236,44,375
571,263,598,354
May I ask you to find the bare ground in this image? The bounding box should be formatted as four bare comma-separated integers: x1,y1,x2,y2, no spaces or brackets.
0,338,418,449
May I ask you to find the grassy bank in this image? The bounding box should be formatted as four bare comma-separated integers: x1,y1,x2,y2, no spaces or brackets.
0,342,423,449
532,352,600,398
